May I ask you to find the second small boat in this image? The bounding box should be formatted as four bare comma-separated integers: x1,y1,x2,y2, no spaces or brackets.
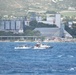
33,43,52,49
14,45,31,49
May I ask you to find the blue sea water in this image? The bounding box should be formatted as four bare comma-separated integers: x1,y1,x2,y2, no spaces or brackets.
0,42,76,75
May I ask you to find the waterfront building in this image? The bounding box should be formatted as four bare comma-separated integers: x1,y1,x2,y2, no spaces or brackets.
60,23,65,38
5,20,11,30
0,20,5,31
0,20,23,34
35,13,61,26
55,13,61,28
0,13,72,37
34,13,72,38
10,20,16,30
34,28,60,37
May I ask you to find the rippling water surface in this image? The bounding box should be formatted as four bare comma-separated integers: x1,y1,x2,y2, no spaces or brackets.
0,42,76,75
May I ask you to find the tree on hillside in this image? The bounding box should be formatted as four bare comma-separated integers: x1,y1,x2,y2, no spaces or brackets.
29,20,37,27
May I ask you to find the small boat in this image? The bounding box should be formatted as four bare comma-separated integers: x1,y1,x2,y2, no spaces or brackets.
33,43,52,49
14,43,52,50
14,45,31,49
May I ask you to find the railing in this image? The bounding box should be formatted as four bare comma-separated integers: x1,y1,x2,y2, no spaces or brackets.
0,36,44,41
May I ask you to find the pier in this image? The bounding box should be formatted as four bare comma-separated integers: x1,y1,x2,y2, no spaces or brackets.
0,36,44,42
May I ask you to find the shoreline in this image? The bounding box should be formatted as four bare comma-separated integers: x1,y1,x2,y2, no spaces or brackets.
0,39,76,43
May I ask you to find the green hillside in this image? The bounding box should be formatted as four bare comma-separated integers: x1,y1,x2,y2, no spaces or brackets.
0,0,76,18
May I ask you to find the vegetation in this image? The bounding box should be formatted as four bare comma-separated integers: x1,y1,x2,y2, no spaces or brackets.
0,0,76,37
60,11,76,17
0,30,41,36
65,24,76,38
0,0,76,18
29,20,57,28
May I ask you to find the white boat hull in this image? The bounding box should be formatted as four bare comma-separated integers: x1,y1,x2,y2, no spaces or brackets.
33,47,46,49
14,47,31,49
14,43,52,50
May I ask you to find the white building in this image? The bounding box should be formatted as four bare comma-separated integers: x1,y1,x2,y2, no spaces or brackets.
36,16,42,21
55,13,61,28
68,21,73,29
24,21,29,26
36,14,60,25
